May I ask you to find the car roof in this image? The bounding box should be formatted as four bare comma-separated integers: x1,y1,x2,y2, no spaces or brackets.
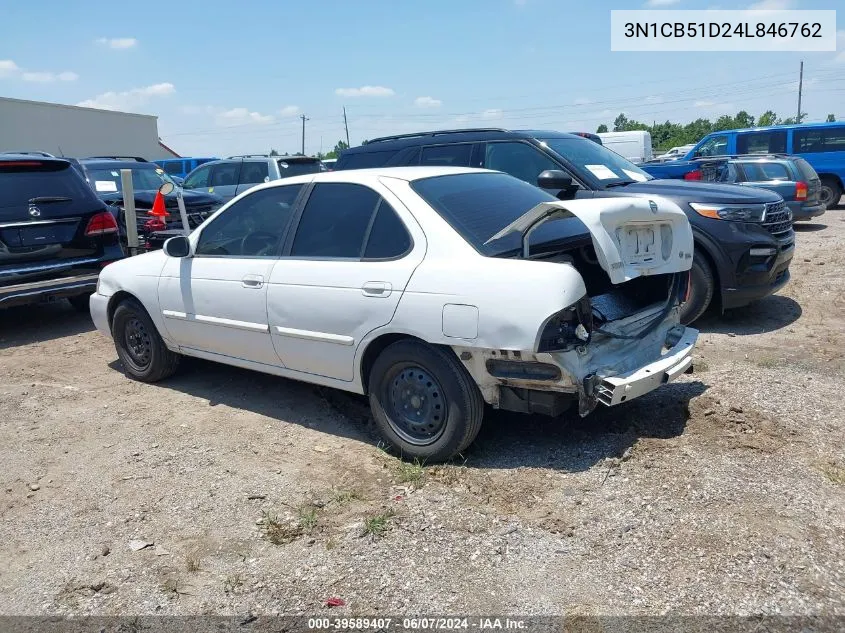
343,128,580,154
248,166,489,189
702,121,845,136
80,159,159,170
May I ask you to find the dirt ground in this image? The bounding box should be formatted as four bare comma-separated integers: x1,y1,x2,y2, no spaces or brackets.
1,213,844,619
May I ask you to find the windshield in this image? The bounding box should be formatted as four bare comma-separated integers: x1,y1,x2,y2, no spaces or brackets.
539,137,653,188
87,166,175,194
412,172,589,256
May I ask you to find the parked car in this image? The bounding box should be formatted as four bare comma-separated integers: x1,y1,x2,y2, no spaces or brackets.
597,131,653,163
643,122,845,208
654,145,696,161
321,158,338,170
685,154,825,221
0,154,123,310
79,159,223,245
182,155,323,203
90,167,697,461
336,128,794,324
154,157,218,180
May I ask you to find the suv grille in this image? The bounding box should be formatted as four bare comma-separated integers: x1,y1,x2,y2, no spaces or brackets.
762,201,792,237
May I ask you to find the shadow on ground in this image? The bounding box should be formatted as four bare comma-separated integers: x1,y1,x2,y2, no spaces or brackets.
0,302,94,350
793,223,828,233
695,294,802,336
109,353,708,473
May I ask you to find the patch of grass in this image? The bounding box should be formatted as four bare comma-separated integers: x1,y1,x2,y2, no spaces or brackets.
223,573,243,594
325,538,338,551
362,509,394,538
395,458,426,487
298,507,318,534
260,510,303,545
428,464,468,486
754,356,780,368
820,463,845,485
184,552,201,573
331,488,364,504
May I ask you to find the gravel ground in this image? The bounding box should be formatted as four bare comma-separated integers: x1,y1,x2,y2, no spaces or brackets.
1,213,843,619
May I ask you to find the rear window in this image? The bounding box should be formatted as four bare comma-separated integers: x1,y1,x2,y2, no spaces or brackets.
411,172,587,256
793,157,819,181
276,159,322,178
0,161,97,208
336,150,400,170
794,126,845,153
740,162,790,182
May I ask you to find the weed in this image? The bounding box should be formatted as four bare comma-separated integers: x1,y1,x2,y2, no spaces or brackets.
298,507,318,533
820,463,845,485
755,356,779,368
362,509,394,538
185,552,201,573
332,489,364,504
261,510,302,545
395,458,425,487
223,573,243,593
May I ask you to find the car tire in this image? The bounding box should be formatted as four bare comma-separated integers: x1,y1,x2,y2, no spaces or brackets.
819,177,842,209
368,339,484,462
112,298,180,383
67,293,92,313
680,250,715,325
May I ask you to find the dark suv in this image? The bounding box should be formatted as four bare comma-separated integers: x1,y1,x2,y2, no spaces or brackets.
336,129,794,324
0,155,124,310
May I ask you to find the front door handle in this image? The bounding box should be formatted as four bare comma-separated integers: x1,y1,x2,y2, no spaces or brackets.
242,274,264,289
362,281,392,297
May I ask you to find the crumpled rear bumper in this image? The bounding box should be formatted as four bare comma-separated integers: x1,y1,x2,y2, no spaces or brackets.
594,325,697,406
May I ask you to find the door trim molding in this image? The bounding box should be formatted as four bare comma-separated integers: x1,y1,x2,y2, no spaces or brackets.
272,325,354,346
163,310,269,333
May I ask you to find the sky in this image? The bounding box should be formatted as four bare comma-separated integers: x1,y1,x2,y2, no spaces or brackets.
0,0,842,157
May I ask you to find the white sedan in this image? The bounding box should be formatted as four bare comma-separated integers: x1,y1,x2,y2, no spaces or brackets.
91,166,698,461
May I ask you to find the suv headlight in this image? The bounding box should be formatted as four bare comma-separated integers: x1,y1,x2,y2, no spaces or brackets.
690,202,766,222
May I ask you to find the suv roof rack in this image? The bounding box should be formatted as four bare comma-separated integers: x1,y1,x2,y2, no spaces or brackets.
227,154,271,159
84,155,149,162
0,150,56,158
695,153,790,161
365,128,511,145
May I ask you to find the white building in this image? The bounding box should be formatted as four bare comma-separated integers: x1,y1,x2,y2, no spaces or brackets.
0,96,179,160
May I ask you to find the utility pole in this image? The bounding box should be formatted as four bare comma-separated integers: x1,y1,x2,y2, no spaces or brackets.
300,114,309,155
797,61,804,123
343,106,350,147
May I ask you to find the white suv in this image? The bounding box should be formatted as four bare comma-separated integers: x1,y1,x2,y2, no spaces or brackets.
91,167,698,461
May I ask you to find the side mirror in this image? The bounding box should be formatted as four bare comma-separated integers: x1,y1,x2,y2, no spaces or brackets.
163,235,191,258
537,170,573,190
158,181,175,195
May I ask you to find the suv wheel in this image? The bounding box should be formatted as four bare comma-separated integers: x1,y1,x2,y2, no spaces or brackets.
112,298,180,382
680,251,715,325
819,176,842,209
368,340,483,462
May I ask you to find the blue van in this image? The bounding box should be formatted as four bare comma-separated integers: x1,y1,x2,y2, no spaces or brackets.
683,122,845,208
154,157,217,180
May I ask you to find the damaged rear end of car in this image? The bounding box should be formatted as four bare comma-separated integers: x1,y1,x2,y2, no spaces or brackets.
451,193,698,418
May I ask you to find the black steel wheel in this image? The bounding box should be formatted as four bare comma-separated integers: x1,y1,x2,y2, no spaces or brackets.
112,298,180,382
368,339,484,462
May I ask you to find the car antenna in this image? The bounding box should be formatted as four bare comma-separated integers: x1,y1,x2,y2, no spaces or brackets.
58,146,65,157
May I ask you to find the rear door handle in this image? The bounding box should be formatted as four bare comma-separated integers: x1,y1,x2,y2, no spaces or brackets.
362,281,392,297
242,274,264,288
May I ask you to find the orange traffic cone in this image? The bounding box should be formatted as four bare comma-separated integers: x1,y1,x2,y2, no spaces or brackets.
150,190,168,217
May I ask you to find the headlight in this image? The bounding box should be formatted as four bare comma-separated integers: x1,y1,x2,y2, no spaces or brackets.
690,202,766,222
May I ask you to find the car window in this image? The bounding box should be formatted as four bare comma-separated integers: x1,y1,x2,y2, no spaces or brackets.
209,162,240,187
337,150,400,170
363,200,412,259
87,167,170,193
419,144,473,167
195,184,302,257
741,162,790,182
163,161,183,175
794,127,845,154
277,159,322,178
239,161,270,185
701,161,735,183
483,142,561,185
183,165,211,189
290,183,381,258
736,131,787,154
793,157,818,181
694,135,728,158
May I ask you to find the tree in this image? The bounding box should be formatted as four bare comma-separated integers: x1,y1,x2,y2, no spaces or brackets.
827,114,837,123
613,113,629,132
757,110,779,127
596,124,609,133
324,139,349,160
269,148,279,156
734,110,755,129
